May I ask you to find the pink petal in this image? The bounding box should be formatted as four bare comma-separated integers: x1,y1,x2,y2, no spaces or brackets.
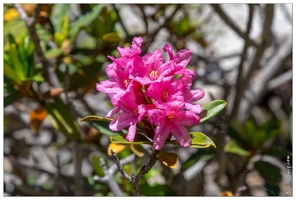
176,110,200,126
170,124,192,148
153,122,171,150
175,49,192,67
126,124,137,142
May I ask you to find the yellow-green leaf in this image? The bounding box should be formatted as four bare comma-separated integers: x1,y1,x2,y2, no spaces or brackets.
130,144,146,157
102,32,123,42
189,132,216,148
80,115,112,123
110,135,153,145
158,152,178,168
45,99,81,141
224,140,251,157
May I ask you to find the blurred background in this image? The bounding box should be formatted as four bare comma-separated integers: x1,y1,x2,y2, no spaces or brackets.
3,4,292,196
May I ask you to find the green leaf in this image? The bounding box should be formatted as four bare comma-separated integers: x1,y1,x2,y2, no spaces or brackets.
102,32,123,42
200,100,227,123
158,152,178,168
189,132,216,148
45,99,81,141
4,62,21,84
110,135,153,145
254,161,282,185
45,48,63,59
69,4,104,43
4,19,27,38
50,4,70,33
80,115,112,123
224,140,251,157
90,121,119,136
260,147,292,158
91,154,104,177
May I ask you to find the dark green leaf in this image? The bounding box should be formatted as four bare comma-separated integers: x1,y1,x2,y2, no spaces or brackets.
139,183,176,196
254,161,282,186
90,121,119,136
200,100,227,123
260,147,292,158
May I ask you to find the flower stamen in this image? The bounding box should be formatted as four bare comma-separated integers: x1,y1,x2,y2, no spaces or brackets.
167,112,176,121
150,70,159,80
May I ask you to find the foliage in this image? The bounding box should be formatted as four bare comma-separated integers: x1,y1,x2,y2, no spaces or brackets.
3,3,292,197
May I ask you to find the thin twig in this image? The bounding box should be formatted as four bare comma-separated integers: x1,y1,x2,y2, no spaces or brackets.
211,4,258,48
110,149,159,196
229,4,274,121
229,4,255,120
96,157,124,196
73,142,83,196
142,4,183,54
112,4,130,40
110,150,132,181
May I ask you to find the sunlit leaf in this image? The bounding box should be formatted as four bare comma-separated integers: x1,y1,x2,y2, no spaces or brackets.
158,152,178,168
107,143,126,156
4,8,19,22
189,132,216,148
45,99,81,141
130,144,146,157
4,19,27,38
80,115,112,123
200,100,227,123
224,140,251,157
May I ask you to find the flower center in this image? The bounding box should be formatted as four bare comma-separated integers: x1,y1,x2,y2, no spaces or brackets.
167,112,176,121
149,70,158,80
163,90,169,102
124,79,130,87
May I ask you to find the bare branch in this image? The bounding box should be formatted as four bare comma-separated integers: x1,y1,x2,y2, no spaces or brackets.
110,150,132,181
211,4,259,48
112,4,130,40
229,4,255,120
228,4,274,121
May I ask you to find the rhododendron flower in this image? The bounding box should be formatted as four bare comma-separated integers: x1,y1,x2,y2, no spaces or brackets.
146,101,200,150
96,36,205,150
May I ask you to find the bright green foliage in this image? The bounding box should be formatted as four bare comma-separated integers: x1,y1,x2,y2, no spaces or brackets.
200,100,227,123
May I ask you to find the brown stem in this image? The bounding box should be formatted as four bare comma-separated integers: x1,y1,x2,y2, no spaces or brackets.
111,149,159,196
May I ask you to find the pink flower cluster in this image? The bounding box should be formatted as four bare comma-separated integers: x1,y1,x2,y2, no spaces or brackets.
96,37,204,150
